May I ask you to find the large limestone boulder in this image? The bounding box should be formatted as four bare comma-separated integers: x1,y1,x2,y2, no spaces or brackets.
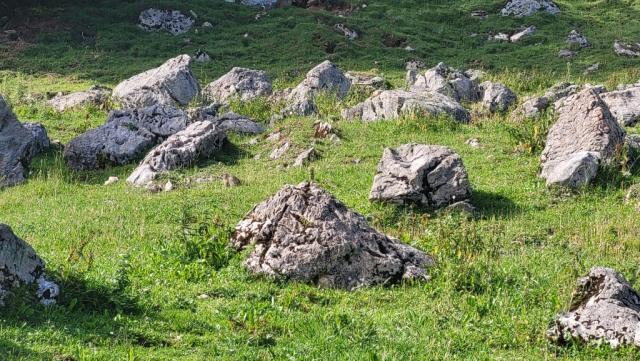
64,104,190,170
410,62,480,102
540,89,625,188
501,0,560,17
600,86,640,126
480,82,517,113
47,86,111,112
232,182,433,289
127,121,226,186
138,8,194,36
112,55,199,108
284,60,351,116
548,267,640,348
342,89,470,123
369,144,472,209
0,95,34,188
202,67,272,104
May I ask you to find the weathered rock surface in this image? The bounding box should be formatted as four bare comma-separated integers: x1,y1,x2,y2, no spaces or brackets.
127,121,226,186
138,8,194,35
614,41,640,57
47,86,111,112
369,144,472,208
188,105,265,134
567,30,589,48
269,141,290,160
202,67,272,104
510,26,536,43
501,0,560,17
0,95,34,188
0,224,58,305
480,82,517,112
345,72,388,90
342,89,470,123
334,23,358,40
232,182,434,289
112,55,199,108
64,104,190,170
542,151,600,188
512,82,579,120
548,267,640,348
410,62,480,102
293,147,316,167
405,60,426,88
540,89,625,187
600,86,640,126
22,122,50,155
284,60,351,116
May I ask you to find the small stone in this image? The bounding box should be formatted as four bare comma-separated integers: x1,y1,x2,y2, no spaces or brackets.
470,10,488,19
222,173,241,187
138,8,195,35
293,147,317,167
614,40,640,57
583,63,600,75
510,26,536,43
194,50,211,63
104,176,119,186
269,142,290,160
164,180,174,192
202,21,213,28
313,122,332,138
334,23,358,40
558,49,577,58
465,138,481,148
567,30,589,48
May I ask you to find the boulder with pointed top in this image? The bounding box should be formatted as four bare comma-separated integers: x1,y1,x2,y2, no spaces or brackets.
202,67,272,104
284,60,351,116
410,62,480,102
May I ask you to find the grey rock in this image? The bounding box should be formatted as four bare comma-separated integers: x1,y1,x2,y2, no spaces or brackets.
188,105,265,134
47,86,111,112
510,26,536,43
269,142,290,160
405,60,426,88
138,8,194,35
584,63,600,75
600,86,640,126
410,62,480,102
104,176,119,186
369,144,472,208
284,60,351,116
540,89,625,188
614,41,640,57
222,173,241,187
490,33,510,42
127,121,226,186
232,182,434,289
293,147,316,167
567,30,589,48
541,151,600,188
501,0,560,17
202,67,272,104
512,96,550,119
64,104,190,170
547,267,640,348
22,122,50,155
558,49,577,58
238,0,279,7
334,23,358,40
345,72,388,90
0,96,34,188
480,82,517,112
342,89,470,123
112,55,199,108
194,50,211,63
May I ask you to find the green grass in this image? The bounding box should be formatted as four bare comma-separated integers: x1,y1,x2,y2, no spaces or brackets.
2,0,640,359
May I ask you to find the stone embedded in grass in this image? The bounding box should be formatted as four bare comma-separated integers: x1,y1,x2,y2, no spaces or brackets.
293,147,317,167
22,122,50,155
127,121,226,186
64,104,190,171
138,8,195,36
540,89,625,188
0,224,58,306
614,40,640,57
410,62,481,102
511,82,580,120
232,182,434,289
541,151,600,188
480,82,517,113
202,67,272,105
334,23,358,40
547,267,640,348
345,72,388,90
112,54,199,108
510,26,536,43
269,141,290,160
0,95,34,188
369,143,472,209
341,89,470,123
188,105,265,134
600,86,640,126
501,0,560,17
282,60,351,116
558,49,577,59
194,50,211,63
47,85,111,112
567,30,589,48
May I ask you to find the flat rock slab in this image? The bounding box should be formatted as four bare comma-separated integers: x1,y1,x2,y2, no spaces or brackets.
370,144,472,208
284,60,351,116
600,86,640,126
139,8,194,35
0,95,34,188
548,267,640,348
232,182,434,289
112,54,199,108
410,62,480,102
127,121,226,186
501,0,560,17
47,86,111,112
64,104,190,170
342,89,470,123
202,67,272,104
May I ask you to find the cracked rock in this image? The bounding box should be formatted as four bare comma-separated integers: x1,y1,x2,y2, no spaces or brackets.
232,182,434,289
188,105,265,134
202,67,272,104
567,30,589,48
369,144,472,208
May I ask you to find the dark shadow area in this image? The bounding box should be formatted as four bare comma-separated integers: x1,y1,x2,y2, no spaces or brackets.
471,190,521,219
0,339,46,360
198,139,251,168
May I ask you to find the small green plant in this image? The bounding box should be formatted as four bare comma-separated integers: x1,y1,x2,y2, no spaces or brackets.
507,112,554,155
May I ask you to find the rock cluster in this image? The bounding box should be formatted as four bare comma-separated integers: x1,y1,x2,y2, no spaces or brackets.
232,182,433,289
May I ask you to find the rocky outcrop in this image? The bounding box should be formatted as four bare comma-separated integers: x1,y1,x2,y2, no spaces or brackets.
342,89,470,123
0,95,34,188
127,121,226,186
64,104,190,170
112,55,199,108
480,82,517,113
410,63,480,102
600,86,640,126
548,267,640,348
22,122,50,155
540,89,625,188
138,8,194,35
369,144,472,209
232,182,434,289
188,105,265,134
47,86,111,112
501,0,560,17
202,67,272,104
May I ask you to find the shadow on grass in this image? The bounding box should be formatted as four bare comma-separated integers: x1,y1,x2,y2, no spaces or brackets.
471,190,521,219
0,339,45,360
